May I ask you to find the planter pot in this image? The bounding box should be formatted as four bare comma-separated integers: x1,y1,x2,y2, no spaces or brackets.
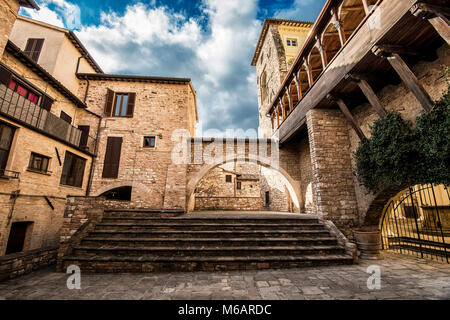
353,229,382,260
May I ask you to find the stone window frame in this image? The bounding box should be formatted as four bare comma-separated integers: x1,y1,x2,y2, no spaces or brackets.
286,37,298,47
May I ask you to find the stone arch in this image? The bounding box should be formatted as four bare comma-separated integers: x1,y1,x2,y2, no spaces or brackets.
186,154,301,213
363,185,406,227
92,181,152,200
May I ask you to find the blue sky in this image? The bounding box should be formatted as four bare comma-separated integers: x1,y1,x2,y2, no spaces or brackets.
21,0,325,136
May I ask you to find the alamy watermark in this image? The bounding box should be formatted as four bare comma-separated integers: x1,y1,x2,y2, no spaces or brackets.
66,265,81,290
366,265,381,290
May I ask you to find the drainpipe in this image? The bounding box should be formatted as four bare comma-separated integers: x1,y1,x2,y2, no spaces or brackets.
86,105,102,197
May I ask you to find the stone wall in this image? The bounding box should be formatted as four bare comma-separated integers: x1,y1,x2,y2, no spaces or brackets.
0,246,57,281
79,79,196,210
195,197,263,211
255,25,287,139
298,136,315,214
306,108,359,236
260,167,291,212
0,0,19,57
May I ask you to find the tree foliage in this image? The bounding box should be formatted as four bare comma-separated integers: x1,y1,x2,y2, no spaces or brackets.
355,88,450,192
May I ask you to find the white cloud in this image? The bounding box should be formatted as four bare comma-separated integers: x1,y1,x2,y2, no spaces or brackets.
20,0,81,29
23,0,262,135
274,0,317,20
21,5,65,27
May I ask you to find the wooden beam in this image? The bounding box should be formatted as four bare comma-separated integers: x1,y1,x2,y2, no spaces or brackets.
345,74,387,117
373,46,433,111
410,2,450,45
328,94,366,140
331,8,346,46
372,44,432,58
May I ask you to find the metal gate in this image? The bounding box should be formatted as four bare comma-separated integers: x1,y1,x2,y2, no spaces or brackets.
380,184,449,263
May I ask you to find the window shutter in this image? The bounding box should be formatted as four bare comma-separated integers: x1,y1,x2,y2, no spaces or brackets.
102,137,122,178
0,65,12,86
126,92,136,117
40,95,53,110
24,39,44,63
104,89,114,116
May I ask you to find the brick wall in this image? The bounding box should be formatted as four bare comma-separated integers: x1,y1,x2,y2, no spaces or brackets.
0,246,57,282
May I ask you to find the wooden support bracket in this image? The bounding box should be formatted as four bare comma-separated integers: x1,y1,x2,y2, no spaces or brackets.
410,3,450,45
372,46,433,112
345,74,387,117
327,94,366,140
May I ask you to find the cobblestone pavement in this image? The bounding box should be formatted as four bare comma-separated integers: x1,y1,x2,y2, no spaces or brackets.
0,252,448,300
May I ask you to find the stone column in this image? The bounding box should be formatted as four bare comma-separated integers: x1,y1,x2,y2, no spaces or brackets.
0,0,20,57
306,108,359,236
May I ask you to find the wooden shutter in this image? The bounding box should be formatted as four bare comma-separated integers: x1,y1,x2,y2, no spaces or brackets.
0,65,12,86
126,92,136,117
24,39,44,62
104,89,114,116
40,95,54,110
102,137,122,178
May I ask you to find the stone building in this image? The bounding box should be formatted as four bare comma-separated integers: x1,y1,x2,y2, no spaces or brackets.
253,0,450,237
251,19,313,139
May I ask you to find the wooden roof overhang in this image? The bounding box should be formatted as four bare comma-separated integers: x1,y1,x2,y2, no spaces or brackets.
76,73,191,85
270,0,448,144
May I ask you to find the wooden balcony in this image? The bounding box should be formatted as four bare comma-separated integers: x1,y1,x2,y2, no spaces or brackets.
268,0,449,143
0,84,96,154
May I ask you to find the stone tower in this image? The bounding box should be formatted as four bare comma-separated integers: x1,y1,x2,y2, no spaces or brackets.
251,19,312,138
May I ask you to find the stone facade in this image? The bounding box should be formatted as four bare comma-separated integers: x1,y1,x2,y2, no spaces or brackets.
0,50,96,256
79,79,197,210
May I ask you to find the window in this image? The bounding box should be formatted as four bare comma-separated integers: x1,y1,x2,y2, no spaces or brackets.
28,152,50,174
6,222,33,254
236,181,242,190
265,191,270,206
225,175,232,183
24,38,44,62
287,39,297,47
60,151,86,187
104,89,136,117
60,111,72,124
143,136,156,148
0,122,15,174
102,137,122,178
8,79,40,104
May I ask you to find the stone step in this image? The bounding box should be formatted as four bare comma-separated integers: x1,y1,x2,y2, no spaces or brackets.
72,245,345,257
88,229,331,239
61,254,354,272
80,237,338,247
95,222,327,232
100,217,319,224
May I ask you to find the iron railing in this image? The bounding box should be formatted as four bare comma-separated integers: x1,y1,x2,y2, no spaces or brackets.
381,184,449,263
0,84,96,153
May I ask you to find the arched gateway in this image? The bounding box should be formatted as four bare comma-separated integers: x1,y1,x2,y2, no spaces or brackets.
184,138,302,213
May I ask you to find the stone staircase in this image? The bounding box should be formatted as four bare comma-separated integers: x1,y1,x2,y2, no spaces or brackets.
61,211,354,272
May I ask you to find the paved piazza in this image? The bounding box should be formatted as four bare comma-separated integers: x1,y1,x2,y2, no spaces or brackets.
0,252,448,300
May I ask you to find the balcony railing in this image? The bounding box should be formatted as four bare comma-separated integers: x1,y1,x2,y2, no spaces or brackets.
268,0,384,131
0,169,20,179
0,84,96,154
